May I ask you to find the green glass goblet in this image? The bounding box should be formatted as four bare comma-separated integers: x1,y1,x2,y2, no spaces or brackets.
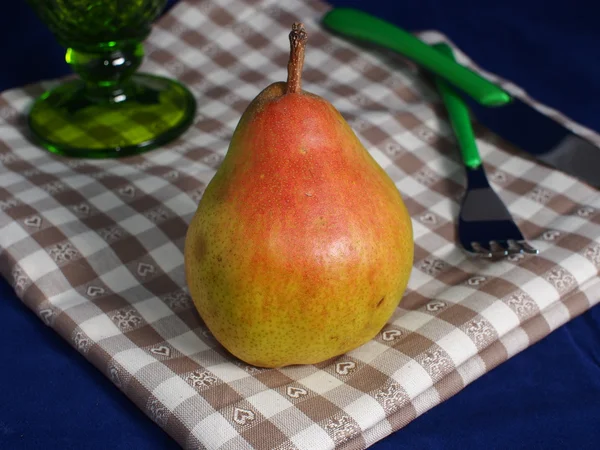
26,0,196,158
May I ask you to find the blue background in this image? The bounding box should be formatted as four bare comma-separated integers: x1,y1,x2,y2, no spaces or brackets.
1,1,599,449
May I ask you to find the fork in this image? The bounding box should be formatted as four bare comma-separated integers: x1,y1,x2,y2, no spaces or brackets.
432,43,538,258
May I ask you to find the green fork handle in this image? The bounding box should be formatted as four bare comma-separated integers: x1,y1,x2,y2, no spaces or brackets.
322,8,511,107
432,43,482,169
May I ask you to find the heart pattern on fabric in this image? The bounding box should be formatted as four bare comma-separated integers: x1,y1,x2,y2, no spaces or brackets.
137,263,156,277
286,386,308,398
336,362,356,375
23,215,42,228
150,346,171,357
382,330,402,341
233,407,255,425
426,301,447,312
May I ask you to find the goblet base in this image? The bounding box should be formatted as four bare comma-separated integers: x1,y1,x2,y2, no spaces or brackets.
28,73,196,159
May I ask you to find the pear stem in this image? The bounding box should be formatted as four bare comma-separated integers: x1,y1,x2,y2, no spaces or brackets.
286,23,308,94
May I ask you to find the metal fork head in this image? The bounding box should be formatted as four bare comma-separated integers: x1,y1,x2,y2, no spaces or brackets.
458,166,539,259
469,239,539,259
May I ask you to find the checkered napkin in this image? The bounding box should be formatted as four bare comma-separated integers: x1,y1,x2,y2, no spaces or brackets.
1,0,600,448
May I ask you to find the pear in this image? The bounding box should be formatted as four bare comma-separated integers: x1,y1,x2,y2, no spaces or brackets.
184,23,413,368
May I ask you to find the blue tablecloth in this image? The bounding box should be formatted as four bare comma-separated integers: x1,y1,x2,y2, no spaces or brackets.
1,1,599,449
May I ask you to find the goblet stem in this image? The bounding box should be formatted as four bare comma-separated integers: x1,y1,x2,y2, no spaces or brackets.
66,41,144,101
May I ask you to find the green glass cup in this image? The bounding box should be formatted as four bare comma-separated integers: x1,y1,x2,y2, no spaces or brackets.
26,0,196,158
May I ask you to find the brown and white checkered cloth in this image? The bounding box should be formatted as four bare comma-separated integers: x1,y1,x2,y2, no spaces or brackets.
1,0,599,448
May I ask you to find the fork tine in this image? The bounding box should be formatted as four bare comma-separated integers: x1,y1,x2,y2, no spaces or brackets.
518,241,539,254
471,242,492,258
489,240,508,256
507,240,523,254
